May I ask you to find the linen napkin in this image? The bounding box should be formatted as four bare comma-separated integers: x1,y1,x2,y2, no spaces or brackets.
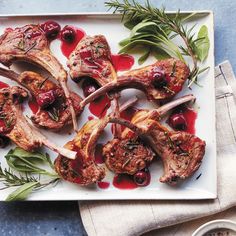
79,61,236,236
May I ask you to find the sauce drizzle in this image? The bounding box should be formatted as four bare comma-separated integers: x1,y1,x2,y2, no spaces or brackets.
113,174,138,190
111,54,134,72
60,27,86,58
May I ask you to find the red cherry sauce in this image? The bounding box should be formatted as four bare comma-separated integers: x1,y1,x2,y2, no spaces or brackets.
28,99,39,114
111,54,134,71
168,105,197,134
94,143,105,164
70,148,84,184
89,95,111,118
0,81,9,89
113,174,138,190
60,27,85,58
97,181,110,189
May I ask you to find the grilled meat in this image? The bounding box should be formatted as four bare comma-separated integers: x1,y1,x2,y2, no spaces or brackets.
0,24,78,131
103,95,205,184
0,67,83,130
124,95,205,184
0,86,76,159
67,35,117,85
80,58,190,108
103,137,155,175
54,118,109,185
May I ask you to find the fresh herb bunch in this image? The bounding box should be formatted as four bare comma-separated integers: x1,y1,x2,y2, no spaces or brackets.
0,147,60,201
105,0,210,87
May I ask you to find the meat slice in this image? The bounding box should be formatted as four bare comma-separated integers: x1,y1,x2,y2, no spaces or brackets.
67,35,117,85
67,34,121,135
0,86,76,159
0,67,83,130
54,118,110,185
103,94,205,184
123,95,205,185
0,24,78,131
80,58,190,108
103,137,155,175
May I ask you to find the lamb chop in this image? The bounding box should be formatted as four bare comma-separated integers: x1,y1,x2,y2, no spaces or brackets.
80,58,190,109
0,67,83,130
54,98,139,185
0,24,78,131
104,94,205,185
67,34,122,134
0,86,76,160
54,118,110,185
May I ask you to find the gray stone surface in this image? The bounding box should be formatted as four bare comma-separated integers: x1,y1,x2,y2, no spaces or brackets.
0,0,235,235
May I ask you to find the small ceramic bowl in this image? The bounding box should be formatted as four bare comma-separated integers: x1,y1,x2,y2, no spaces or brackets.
192,219,236,236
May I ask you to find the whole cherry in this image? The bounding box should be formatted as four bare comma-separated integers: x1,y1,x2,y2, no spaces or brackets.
168,113,187,130
82,78,100,98
152,67,168,89
133,169,151,186
36,90,56,108
40,21,61,40
60,26,76,43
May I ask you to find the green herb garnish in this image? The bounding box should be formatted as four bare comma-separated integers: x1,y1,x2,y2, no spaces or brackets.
48,107,60,122
0,148,60,201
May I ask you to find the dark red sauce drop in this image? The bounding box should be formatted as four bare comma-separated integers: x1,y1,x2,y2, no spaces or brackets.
88,116,94,121
168,105,197,134
28,99,39,114
89,95,111,118
95,143,105,164
111,54,134,71
113,174,138,190
0,81,9,89
70,150,84,184
97,181,110,189
60,27,86,58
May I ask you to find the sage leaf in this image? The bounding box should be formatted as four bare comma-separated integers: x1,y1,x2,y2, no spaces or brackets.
119,39,162,54
5,182,39,201
130,21,157,37
119,37,131,47
138,47,151,65
196,25,210,62
153,47,171,60
5,147,57,176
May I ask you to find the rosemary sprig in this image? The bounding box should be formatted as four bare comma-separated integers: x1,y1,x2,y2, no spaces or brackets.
0,166,39,190
105,0,210,87
0,148,61,200
48,107,60,122
37,77,49,89
14,38,37,54
0,112,14,128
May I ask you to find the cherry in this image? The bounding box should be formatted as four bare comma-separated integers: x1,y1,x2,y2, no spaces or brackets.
60,26,76,43
133,170,150,186
168,113,187,130
152,67,168,88
82,78,100,98
36,90,56,108
40,21,61,40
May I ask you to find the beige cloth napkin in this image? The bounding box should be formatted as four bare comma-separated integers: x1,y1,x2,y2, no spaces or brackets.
79,61,236,236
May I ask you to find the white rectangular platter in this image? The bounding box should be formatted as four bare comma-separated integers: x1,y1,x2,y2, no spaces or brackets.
0,11,216,200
